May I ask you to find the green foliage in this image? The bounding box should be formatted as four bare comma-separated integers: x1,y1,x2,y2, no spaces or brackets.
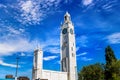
105,46,117,80
105,45,117,66
111,60,120,80
78,63,104,80
78,46,120,80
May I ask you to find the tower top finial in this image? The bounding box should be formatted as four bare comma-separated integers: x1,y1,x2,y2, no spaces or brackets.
65,11,70,17
64,11,71,23
34,41,42,51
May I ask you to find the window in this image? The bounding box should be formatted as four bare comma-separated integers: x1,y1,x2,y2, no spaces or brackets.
72,53,75,57
71,47,73,51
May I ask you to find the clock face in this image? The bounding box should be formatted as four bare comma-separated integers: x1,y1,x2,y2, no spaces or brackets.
70,28,73,34
62,28,67,34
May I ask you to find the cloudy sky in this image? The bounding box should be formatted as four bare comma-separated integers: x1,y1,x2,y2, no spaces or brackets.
0,0,120,79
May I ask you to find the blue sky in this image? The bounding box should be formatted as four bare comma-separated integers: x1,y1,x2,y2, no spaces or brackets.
0,0,120,79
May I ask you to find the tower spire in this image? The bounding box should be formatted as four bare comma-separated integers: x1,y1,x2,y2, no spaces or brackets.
37,43,42,50
64,11,71,23
65,11,70,16
35,40,42,51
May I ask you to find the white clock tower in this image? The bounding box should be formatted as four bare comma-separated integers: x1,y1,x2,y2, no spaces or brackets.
60,12,77,80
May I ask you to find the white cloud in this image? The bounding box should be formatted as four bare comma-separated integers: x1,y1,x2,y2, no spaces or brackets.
1,26,39,56
81,57,93,61
56,61,60,64
77,35,88,47
0,24,60,56
77,52,87,57
0,26,25,41
8,27,23,35
102,5,113,10
43,56,58,61
0,4,7,8
44,46,60,54
0,60,19,68
82,0,93,6
76,47,80,52
16,0,61,25
42,38,59,48
0,27,60,56
81,0,117,12
0,25,37,56
39,36,60,54
18,0,42,25
107,32,120,44
20,52,26,56
19,28,25,33
0,38,36,56
102,0,117,11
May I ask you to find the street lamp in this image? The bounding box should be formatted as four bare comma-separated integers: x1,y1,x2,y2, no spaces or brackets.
15,55,19,80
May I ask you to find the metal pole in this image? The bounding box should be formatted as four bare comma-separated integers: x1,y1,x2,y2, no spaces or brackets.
15,56,19,80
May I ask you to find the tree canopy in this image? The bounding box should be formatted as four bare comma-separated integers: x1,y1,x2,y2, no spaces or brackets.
78,63,104,80
78,46,120,80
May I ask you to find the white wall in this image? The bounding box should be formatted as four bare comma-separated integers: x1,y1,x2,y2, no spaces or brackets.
42,70,68,80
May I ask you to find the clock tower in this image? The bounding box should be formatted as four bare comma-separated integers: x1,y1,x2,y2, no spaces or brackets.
60,12,77,80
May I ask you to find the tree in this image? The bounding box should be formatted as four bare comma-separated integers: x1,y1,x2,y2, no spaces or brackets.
78,45,120,80
111,60,120,80
105,46,117,80
78,63,104,80
105,46,117,66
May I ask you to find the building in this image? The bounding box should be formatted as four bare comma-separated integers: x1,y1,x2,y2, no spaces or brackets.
18,76,30,80
5,75,14,79
32,12,77,80
0,79,14,80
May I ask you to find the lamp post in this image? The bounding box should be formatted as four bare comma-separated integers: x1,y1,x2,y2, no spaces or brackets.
15,55,19,80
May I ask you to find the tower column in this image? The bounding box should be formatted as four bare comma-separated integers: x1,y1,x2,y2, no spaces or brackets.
60,12,77,80
32,48,43,80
